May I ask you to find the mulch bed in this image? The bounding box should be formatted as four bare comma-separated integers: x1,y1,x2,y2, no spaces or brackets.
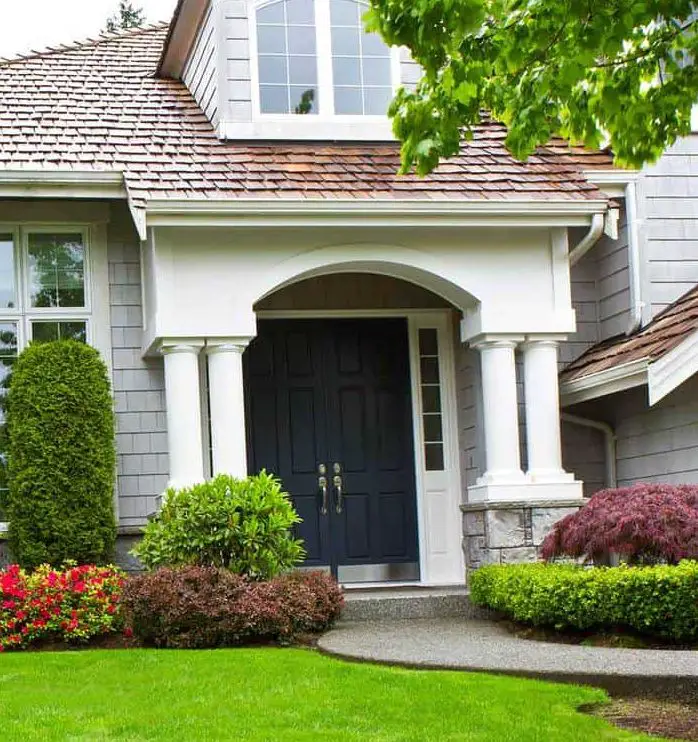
502,620,698,650
590,698,698,741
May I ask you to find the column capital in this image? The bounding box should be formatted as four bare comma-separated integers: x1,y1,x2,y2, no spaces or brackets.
159,339,205,356
205,337,253,356
521,334,567,351
469,334,525,351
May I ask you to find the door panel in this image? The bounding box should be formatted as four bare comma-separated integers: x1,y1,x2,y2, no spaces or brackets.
244,318,419,581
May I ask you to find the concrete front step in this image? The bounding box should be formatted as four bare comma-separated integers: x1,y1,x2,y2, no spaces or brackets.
341,586,488,621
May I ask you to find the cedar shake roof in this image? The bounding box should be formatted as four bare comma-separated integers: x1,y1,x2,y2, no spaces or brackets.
0,25,613,218
561,285,698,383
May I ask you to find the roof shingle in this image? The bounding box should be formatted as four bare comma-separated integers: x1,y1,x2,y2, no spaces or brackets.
560,285,698,383
0,25,613,212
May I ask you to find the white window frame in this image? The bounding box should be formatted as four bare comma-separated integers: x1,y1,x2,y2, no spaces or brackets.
0,224,98,533
248,0,401,140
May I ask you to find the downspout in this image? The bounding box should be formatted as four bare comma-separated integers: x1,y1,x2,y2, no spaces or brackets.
569,213,605,266
561,413,617,489
624,180,644,334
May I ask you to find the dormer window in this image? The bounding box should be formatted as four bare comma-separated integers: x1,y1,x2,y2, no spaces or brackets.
253,0,397,120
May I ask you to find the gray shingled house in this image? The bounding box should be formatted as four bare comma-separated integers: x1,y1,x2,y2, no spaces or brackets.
0,0,695,584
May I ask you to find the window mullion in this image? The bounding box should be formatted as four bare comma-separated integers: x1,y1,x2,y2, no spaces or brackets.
316,0,334,116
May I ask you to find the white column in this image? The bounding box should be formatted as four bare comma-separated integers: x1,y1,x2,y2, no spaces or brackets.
522,339,571,482
206,340,251,479
161,343,205,490
475,339,525,483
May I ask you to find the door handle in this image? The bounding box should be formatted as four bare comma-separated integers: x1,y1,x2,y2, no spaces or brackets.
333,474,343,514
318,464,328,516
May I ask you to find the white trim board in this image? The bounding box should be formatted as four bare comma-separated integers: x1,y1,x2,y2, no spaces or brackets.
648,328,698,406
560,358,649,407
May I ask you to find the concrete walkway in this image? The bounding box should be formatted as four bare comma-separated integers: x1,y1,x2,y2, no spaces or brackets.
318,618,698,700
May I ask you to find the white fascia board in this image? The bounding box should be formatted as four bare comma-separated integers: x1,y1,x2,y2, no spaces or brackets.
583,169,640,199
0,170,126,199
648,328,698,406
146,198,609,229
560,358,649,407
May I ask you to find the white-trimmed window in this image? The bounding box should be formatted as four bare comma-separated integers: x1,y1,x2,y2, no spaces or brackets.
252,0,398,120
0,226,93,531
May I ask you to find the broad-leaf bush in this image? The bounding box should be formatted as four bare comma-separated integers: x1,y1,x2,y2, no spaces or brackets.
0,563,125,651
470,562,698,641
3,341,117,569
540,484,698,565
122,566,344,648
133,473,305,579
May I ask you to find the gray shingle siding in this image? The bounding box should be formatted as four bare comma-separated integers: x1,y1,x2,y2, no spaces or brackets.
183,2,219,126
456,346,484,491
108,205,168,526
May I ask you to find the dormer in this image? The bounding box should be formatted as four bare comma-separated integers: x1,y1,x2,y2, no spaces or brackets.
159,0,420,140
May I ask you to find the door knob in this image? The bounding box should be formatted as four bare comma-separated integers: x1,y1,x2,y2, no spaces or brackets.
333,473,343,515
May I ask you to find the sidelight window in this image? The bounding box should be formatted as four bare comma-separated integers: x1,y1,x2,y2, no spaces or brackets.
418,328,445,471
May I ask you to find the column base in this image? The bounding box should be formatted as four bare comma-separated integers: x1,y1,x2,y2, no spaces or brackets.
462,497,585,574
467,479,583,503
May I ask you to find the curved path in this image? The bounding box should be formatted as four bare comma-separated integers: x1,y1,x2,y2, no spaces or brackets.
318,618,698,701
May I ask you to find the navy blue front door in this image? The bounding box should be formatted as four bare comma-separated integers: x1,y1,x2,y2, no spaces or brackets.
244,318,420,582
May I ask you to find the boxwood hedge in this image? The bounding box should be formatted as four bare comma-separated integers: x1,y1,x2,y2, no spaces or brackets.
3,340,116,569
470,561,698,641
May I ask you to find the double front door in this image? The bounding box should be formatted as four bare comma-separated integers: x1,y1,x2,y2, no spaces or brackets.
244,318,420,582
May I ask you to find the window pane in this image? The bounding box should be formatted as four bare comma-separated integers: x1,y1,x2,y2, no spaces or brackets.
259,55,288,83
288,26,317,54
258,1,285,23
0,322,17,397
425,443,444,472
330,0,361,25
260,85,289,113
257,25,287,55
28,233,85,309
290,86,318,114
364,86,392,114
333,57,361,85
423,414,443,443
332,26,360,55
422,385,441,414
418,328,438,356
0,236,15,310
363,58,392,85
286,0,314,24
334,86,362,114
32,321,87,344
420,357,440,385
289,55,317,84
362,31,390,57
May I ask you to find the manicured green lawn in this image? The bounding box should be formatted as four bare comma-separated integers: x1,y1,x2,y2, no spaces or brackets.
0,648,664,741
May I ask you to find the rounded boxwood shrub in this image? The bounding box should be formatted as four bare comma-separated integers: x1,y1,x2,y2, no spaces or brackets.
540,483,698,565
133,472,305,579
470,561,698,641
3,341,117,569
122,566,344,648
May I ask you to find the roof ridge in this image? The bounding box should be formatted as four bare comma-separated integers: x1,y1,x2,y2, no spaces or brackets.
0,22,168,66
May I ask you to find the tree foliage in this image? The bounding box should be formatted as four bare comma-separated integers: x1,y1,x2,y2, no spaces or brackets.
3,341,117,569
540,483,698,565
105,1,146,33
366,0,698,174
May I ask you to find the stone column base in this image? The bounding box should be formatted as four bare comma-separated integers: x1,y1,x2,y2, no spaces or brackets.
461,498,585,575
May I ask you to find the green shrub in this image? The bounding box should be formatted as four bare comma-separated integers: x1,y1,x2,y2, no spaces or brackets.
470,561,698,641
3,341,116,569
133,472,305,579
122,566,344,648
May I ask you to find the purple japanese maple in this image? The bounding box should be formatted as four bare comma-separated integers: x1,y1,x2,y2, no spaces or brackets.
540,483,698,565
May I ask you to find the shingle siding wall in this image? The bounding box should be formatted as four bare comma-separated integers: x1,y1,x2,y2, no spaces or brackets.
108,205,168,527
456,346,484,492
183,2,219,126
561,422,606,496
640,134,698,317
223,0,253,122
613,380,698,486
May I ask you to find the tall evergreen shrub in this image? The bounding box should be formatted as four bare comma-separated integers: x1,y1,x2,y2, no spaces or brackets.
3,341,116,568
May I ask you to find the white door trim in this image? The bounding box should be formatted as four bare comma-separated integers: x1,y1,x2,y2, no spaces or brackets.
254,308,465,586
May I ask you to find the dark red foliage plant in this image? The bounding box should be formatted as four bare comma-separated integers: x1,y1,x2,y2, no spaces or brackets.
540,484,698,565
121,566,344,649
